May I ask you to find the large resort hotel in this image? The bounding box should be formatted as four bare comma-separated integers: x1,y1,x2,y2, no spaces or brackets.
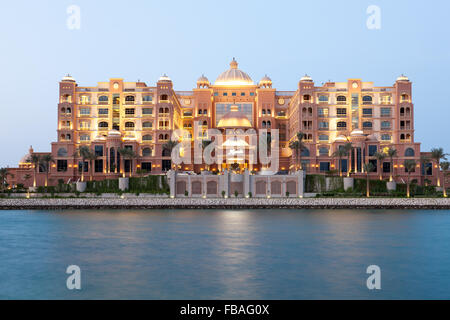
6,59,445,188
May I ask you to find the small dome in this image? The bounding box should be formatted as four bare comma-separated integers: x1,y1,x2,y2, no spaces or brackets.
334,135,347,142
94,135,106,141
350,129,364,136
108,129,121,137
197,74,209,83
300,74,313,82
259,74,272,84
62,74,75,82
366,134,378,141
397,74,409,82
159,74,171,82
217,104,252,129
214,58,254,86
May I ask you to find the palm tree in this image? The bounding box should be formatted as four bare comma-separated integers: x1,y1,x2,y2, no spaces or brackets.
289,132,306,170
404,159,417,198
374,152,387,181
41,154,55,187
332,148,347,177
85,151,98,181
118,148,137,177
343,142,352,177
74,146,90,182
430,148,448,187
440,161,449,197
387,147,398,182
162,140,179,171
27,154,41,187
363,162,375,197
0,168,12,192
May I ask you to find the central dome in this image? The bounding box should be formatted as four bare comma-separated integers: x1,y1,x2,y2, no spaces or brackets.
217,104,252,129
214,58,254,86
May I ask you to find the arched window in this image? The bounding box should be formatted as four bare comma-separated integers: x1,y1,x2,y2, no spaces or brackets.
143,121,152,129
303,94,311,102
337,121,347,128
142,147,152,157
98,95,108,102
405,107,411,115
98,121,108,128
61,107,66,113
362,95,373,103
57,148,68,157
164,107,169,113
401,94,409,102
203,109,207,115
337,95,347,102
363,121,372,128
164,134,169,140
301,148,310,157
125,95,135,102
262,109,266,115
159,134,163,140
405,148,415,157
66,107,71,114
142,134,152,141
202,120,207,126
267,109,271,116
308,107,313,115
400,134,405,140
159,108,164,113
262,121,266,128
267,121,271,128
125,122,135,129
198,109,202,115
160,94,168,101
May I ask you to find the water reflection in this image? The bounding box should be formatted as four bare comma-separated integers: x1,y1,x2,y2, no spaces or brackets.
1,209,450,299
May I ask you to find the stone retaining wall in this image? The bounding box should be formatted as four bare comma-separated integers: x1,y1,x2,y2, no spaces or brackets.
1,198,449,210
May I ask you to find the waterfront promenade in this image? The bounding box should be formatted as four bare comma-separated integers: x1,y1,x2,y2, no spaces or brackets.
1,197,449,210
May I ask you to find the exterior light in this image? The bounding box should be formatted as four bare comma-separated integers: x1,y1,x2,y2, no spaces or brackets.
170,195,174,198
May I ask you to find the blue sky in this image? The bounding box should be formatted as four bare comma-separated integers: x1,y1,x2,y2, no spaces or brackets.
0,0,449,166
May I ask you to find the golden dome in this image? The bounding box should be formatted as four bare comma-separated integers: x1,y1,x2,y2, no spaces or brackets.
214,58,254,86
217,104,252,129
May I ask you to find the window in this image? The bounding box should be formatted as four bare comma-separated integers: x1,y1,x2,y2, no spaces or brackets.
142,134,152,141
142,147,152,157
318,108,328,117
214,92,219,96
337,95,347,102
98,95,108,103
381,134,391,141
319,147,329,156
319,162,330,172
405,148,415,157
383,162,391,173
319,95,328,102
381,108,391,117
143,121,152,129
94,159,103,173
125,108,135,115
142,95,153,102
232,92,236,96
363,121,372,128
125,95,135,102
57,148,67,157
223,92,228,96
368,145,377,156
142,108,153,115
98,108,109,115
337,121,347,128
303,94,311,101
250,92,255,96
141,162,152,172
241,92,245,96
319,134,329,141
318,122,329,129
98,122,108,128
80,134,90,141
125,122,135,129
362,108,372,116
94,145,104,157
57,160,67,172
337,108,347,116
80,108,90,115
80,121,90,129
362,95,373,104
160,94,168,101
301,148,310,157
78,161,88,173
381,121,391,129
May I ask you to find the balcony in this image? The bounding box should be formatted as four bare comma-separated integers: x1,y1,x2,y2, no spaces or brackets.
98,101,109,105
381,127,391,131
124,101,135,105
400,126,411,130
337,127,347,131
400,113,411,118
159,113,170,117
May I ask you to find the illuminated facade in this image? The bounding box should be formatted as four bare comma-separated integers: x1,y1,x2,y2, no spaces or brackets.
6,59,445,187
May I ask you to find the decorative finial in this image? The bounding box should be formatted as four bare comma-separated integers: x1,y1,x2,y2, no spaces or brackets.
230,58,238,69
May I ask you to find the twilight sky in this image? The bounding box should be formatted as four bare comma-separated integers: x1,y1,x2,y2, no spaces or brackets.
0,0,449,167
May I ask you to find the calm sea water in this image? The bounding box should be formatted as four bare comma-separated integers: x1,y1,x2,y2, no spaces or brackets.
1,209,450,299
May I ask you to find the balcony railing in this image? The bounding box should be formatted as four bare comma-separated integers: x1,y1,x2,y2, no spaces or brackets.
124,101,135,105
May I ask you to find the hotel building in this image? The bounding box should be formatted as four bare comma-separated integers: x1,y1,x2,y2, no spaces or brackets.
6,59,444,187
